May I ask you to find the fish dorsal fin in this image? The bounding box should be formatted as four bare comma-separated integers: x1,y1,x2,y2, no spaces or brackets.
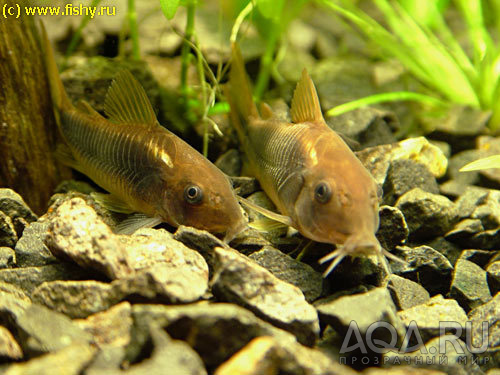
290,69,324,124
104,70,157,126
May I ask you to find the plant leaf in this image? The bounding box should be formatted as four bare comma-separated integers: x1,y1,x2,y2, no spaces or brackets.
460,155,500,171
256,0,285,23
160,0,180,20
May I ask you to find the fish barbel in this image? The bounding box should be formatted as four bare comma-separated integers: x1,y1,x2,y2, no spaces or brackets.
226,43,396,275
41,24,246,241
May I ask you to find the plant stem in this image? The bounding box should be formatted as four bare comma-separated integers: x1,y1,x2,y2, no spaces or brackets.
181,3,196,97
193,38,210,157
63,0,102,68
127,0,140,60
230,1,254,43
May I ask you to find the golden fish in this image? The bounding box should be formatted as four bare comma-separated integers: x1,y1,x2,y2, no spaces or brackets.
41,24,246,241
226,44,397,275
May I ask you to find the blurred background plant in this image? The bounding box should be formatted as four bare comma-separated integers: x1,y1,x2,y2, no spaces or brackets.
229,0,310,101
40,0,500,145
320,0,500,132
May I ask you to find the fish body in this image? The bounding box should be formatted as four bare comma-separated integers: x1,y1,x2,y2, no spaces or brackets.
41,24,246,240
227,44,383,274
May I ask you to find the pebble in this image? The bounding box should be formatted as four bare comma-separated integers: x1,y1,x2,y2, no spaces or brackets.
215,335,358,375
129,302,295,369
212,246,319,346
14,221,56,267
215,149,242,176
0,325,22,360
445,218,485,248
45,198,130,279
0,246,15,268
396,188,458,241
449,259,492,312
173,225,227,274
31,280,120,319
459,249,496,268
328,106,398,148
383,335,483,375
486,261,500,295
248,246,323,303
0,188,37,236
74,302,132,348
230,176,260,197
315,287,406,346
387,274,430,310
376,206,408,251
0,263,89,297
214,336,283,375
468,292,500,369
426,237,462,266
356,137,448,187
454,187,490,220
4,343,96,375
45,199,209,303
397,295,467,342
86,327,207,375
391,246,453,295
0,211,17,248
382,159,439,206
0,294,91,357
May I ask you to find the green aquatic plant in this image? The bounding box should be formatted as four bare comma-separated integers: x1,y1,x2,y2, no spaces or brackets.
159,0,227,156
231,0,310,101
320,0,500,131
64,0,140,66
159,0,195,98
127,0,140,60
460,155,500,171
63,0,103,68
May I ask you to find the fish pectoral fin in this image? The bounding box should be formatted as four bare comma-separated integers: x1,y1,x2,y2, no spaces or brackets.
91,192,135,214
237,196,294,227
104,70,158,127
114,214,163,235
290,69,324,124
249,217,288,232
76,100,105,119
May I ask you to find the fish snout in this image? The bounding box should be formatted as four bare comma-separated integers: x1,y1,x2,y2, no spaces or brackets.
344,232,381,256
223,218,248,243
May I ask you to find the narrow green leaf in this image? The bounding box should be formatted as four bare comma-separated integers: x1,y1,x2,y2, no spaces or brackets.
160,0,180,20
325,92,445,117
460,155,500,171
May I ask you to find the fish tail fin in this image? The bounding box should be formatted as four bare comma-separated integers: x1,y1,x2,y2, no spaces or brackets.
226,42,259,141
40,21,72,114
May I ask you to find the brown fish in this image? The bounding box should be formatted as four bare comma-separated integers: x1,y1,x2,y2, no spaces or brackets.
226,44,398,275
41,24,246,241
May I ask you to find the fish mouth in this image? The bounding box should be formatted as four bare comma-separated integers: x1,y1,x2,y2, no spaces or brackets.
318,232,407,277
319,232,382,277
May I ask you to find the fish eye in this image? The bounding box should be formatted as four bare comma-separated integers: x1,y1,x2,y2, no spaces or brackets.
314,182,332,204
184,185,203,205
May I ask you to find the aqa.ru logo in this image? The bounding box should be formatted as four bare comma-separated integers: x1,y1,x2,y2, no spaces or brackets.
339,320,490,355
